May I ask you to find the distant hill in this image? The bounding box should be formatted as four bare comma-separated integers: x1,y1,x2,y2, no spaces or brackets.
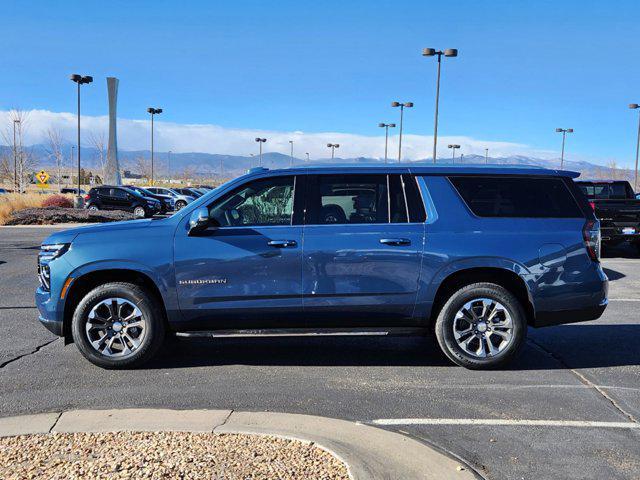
0,144,633,182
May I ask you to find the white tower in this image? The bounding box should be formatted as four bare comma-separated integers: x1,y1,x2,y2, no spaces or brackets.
104,77,122,185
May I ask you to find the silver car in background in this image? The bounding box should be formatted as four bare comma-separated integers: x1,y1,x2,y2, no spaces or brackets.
147,187,196,210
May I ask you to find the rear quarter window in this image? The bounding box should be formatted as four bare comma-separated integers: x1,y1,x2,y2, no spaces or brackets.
449,176,583,218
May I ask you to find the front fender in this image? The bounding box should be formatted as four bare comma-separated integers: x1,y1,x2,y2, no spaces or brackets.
59,259,180,325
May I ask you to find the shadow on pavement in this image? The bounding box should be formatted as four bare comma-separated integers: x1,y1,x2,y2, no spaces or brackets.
602,267,625,281
143,324,640,371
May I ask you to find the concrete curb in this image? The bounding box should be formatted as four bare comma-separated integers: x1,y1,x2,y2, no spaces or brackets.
0,409,478,479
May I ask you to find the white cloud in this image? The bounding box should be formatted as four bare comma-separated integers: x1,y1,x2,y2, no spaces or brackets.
0,108,558,161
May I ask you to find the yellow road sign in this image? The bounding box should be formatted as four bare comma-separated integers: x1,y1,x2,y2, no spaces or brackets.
36,170,50,184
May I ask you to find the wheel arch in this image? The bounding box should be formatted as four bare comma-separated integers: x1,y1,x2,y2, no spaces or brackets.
427,266,536,328
62,267,170,343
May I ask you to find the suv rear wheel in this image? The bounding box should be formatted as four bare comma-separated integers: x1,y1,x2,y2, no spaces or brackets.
133,206,146,218
435,282,526,369
175,200,187,210
71,282,165,369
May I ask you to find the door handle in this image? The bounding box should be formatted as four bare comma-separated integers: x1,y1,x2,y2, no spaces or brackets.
379,238,411,246
268,239,298,248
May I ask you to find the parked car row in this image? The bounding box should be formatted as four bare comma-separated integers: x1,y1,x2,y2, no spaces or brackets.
83,185,213,218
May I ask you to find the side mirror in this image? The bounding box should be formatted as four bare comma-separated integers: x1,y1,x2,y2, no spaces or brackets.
188,207,210,235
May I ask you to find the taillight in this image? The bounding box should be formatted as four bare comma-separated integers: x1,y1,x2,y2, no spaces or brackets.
84,194,90,201
583,220,601,262
589,201,596,211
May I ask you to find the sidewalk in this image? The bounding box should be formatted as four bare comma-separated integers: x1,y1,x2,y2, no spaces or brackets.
0,409,480,480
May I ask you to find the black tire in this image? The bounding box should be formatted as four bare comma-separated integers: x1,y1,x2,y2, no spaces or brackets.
434,282,527,369
71,282,165,369
175,200,187,210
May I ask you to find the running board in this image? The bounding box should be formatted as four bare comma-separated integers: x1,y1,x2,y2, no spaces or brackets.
175,327,427,339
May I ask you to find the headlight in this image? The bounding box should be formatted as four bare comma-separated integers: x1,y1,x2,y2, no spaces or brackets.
40,243,70,261
38,244,70,291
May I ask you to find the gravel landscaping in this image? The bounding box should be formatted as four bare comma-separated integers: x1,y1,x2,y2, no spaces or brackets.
4,207,135,225
0,431,350,479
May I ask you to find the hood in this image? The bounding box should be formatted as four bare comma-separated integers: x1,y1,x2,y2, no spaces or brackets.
42,218,155,245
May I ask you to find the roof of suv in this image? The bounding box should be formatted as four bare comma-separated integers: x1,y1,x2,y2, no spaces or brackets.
248,164,580,178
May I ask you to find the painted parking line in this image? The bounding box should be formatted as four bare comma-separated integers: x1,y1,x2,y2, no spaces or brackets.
370,418,640,429
608,298,640,302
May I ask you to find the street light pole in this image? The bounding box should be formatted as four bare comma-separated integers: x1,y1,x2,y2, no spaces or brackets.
70,74,93,205
12,120,19,191
255,138,267,166
289,140,294,167
147,108,163,185
555,127,573,169
630,104,640,191
327,143,340,159
391,102,413,162
168,150,172,180
305,152,310,162
448,144,460,162
378,123,396,163
485,148,489,164
422,48,458,163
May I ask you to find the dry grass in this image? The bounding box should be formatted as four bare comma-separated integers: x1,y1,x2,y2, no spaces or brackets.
0,193,75,225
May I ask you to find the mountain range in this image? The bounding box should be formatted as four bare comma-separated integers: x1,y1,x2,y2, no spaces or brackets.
0,144,632,182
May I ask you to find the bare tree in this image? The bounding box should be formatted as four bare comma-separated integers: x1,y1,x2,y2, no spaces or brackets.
0,110,39,192
45,128,66,190
134,155,151,181
88,131,107,179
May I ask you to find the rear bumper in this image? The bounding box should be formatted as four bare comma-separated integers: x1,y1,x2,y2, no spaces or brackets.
532,299,608,328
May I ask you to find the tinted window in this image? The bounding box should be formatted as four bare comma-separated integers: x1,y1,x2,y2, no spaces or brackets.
389,175,408,223
110,188,127,199
402,174,427,222
308,175,389,225
449,176,583,218
208,176,294,227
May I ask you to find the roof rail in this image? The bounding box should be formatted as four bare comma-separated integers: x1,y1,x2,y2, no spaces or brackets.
247,167,269,174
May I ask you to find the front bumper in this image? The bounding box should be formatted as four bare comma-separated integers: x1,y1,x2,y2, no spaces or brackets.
36,287,64,336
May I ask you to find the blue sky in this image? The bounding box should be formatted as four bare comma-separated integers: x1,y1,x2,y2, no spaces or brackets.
1,0,640,164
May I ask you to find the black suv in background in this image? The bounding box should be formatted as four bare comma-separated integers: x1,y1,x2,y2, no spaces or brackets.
124,185,175,214
84,186,161,218
575,180,640,251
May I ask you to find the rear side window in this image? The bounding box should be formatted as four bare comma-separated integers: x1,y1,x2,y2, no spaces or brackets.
449,176,583,218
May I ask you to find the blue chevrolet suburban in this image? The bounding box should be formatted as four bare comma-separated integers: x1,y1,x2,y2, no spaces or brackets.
36,165,608,369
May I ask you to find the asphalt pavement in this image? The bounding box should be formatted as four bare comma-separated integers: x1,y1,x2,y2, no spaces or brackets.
0,226,638,479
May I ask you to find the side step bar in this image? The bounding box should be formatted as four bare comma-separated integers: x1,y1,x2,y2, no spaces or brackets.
175,327,428,339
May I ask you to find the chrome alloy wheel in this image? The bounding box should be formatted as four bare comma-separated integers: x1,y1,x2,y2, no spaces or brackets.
452,298,513,358
85,298,147,357
133,206,146,218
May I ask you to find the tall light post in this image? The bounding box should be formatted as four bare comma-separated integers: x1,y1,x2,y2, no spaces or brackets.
391,102,413,162
630,104,640,192
378,122,396,163
70,74,93,205
422,48,458,163
448,144,460,161
305,152,310,162
555,127,573,169
167,150,172,180
12,120,20,191
485,148,489,164
255,138,267,165
327,143,340,159
289,140,294,167
147,107,163,185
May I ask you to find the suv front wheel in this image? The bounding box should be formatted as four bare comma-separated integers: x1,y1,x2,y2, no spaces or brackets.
435,282,527,369
71,282,165,369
